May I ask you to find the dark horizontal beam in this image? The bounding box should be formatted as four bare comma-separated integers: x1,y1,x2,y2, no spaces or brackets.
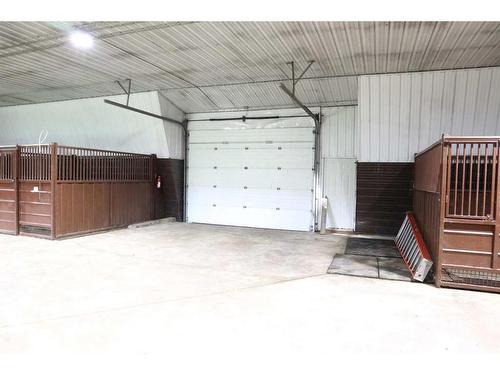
187,114,311,122
104,99,184,126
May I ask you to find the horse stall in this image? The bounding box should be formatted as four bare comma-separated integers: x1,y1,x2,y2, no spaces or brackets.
0,143,154,239
414,135,500,292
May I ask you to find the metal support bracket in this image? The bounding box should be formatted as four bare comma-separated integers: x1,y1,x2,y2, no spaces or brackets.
286,60,315,95
279,83,319,122
116,79,132,106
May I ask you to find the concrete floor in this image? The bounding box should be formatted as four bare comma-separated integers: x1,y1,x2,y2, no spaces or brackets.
1,222,499,363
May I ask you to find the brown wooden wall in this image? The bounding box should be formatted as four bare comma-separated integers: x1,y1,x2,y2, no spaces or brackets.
0,144,156,239
55,182,152,237
18,181,53,237
356,162,414,235
413,190,441,263
0,148,17,234
413,143,443,262
0,180,16,234
153,159,184,221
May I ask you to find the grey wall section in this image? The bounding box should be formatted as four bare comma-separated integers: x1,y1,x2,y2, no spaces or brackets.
0,91,186,159
357,67,500,162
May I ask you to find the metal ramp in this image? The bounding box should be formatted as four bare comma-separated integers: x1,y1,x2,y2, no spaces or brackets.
395,213,433,282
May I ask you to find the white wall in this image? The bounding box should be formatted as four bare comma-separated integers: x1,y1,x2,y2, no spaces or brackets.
320,106,357,230
321,106,356,158
158,92,185,159
0,91,185,159
357,67,500,162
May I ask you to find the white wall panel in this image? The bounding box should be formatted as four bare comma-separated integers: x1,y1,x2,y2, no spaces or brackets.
321,106,356,158
357,67,500,162
322,158,356,230
158,92,185,159
320,106,357,230
0,91,186,159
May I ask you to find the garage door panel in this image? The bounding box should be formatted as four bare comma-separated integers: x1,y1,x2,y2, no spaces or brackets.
188,143,314,150
188,187,312,210
189,128,314,143
188,147,313,169
188,168,314,190
187,206,312,231
187,122,314,231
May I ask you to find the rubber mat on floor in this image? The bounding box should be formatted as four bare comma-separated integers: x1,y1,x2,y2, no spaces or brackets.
327,254,412,282
344,237,401,258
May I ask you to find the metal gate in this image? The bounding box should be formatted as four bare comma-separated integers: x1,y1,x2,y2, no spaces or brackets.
0,147,19,235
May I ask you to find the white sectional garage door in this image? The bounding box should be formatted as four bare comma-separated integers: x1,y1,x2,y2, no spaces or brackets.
187,116,315,231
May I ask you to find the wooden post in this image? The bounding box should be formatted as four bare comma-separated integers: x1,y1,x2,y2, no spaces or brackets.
14,145,20,235
492,140,500,270
150,154,156,221
436,137,449,287
50,143,57,239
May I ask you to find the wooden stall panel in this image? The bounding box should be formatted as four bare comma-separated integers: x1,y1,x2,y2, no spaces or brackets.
415,143,442,193
56,182,150,238
414,136,500,292
442,251,493,268
71,184,85,232
110,182,151,227
413,190,441,262
92,183,111,230
2,144,155,239
443,223,494,252
0,187,16,201
54,146,153,238
0,181,16,233
18,181,52,236
442,223,494,268
56,183,113,237
0,148,17,234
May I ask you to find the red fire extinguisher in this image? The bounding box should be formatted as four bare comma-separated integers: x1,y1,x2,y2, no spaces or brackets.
156,175,161,189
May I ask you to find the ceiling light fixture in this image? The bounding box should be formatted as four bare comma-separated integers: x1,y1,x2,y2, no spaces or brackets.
69,30,94,49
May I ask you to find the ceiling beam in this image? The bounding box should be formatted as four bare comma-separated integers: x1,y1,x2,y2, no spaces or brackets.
104,99,184,126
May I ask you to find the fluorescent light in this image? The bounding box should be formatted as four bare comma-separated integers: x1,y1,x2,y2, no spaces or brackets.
69,30,94,49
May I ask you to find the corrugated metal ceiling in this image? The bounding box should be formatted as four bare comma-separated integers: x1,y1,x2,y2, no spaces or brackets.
0,21,499,112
